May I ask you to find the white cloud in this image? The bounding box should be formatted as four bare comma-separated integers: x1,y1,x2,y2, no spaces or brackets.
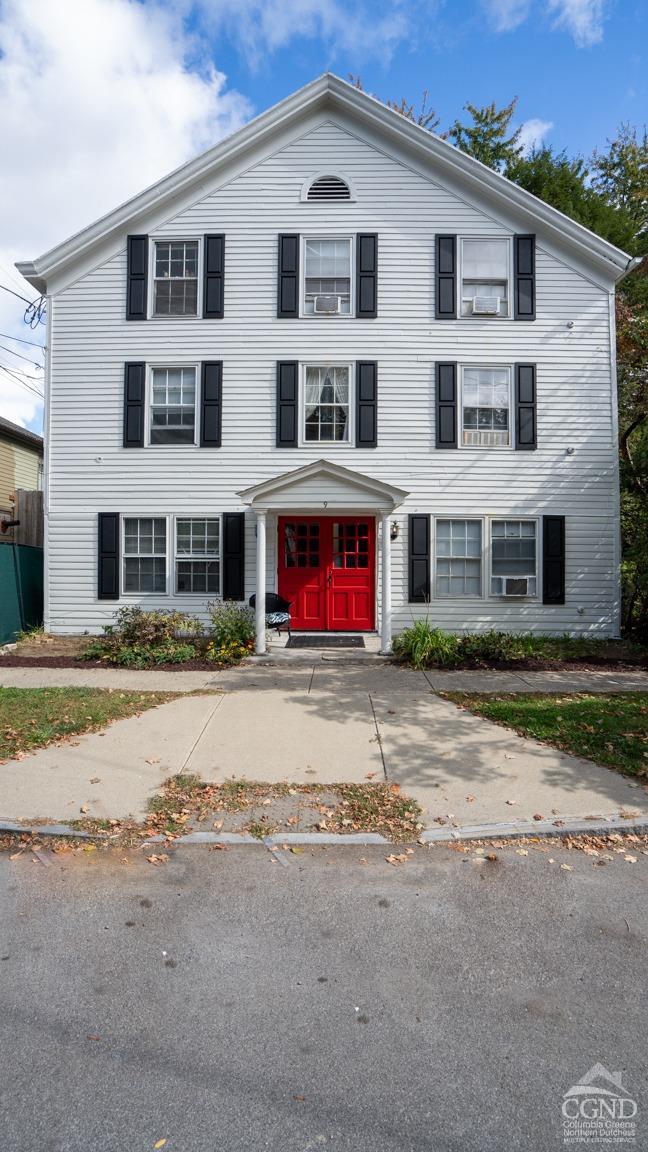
547,0,606,47
483,0,606,45
518,117,554,154
0,0,253,430
482,0,532,33
193,0,411,69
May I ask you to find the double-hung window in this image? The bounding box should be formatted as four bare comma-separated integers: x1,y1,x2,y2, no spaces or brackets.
123,518,167,593
150,367,197,445
153,241,198,316
462,367,511,447
303,238,351,315
435,520,482,597
303,364,351,443
461,238,510,317
490,520,537,596
175,518,220,594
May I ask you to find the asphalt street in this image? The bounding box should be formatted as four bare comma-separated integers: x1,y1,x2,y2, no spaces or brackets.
0,842,645,1151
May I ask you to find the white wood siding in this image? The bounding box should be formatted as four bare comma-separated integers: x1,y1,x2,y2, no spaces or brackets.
45,117,618,635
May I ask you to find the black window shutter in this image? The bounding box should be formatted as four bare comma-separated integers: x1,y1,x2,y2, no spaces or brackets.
408,515,430,603
276,361,298,446
126,235,148,320
515,363,537,450
436,362,458,449
543,516,565,604
514,235,536,320
98,513,120,600
201,361,222,447
123,362,145,448
222,512,245,600
435,235,457,319
356,234,378,318
356,361,378,447
203,234,225,319
277,234,299,317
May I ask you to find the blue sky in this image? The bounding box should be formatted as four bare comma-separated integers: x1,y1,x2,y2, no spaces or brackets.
0,0,644,435
186,0,646,158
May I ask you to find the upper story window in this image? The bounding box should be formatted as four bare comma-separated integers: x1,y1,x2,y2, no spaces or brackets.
153,241,198,316
306,175,351,201
462,366,511,448
303,238,352,315
150,366,197,445
302,364,351,444
460,238,510,318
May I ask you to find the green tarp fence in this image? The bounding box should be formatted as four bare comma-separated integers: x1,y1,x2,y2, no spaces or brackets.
0,544,44,644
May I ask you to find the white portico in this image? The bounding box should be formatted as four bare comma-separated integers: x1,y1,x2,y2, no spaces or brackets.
238,460,408,655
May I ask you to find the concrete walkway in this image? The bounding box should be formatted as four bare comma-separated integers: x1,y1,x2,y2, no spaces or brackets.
0,662,645,828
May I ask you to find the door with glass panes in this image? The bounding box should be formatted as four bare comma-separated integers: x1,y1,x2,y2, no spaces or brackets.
277,517,375,631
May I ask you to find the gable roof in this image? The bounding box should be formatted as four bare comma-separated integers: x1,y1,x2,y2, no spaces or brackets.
0,415,43,453
237,459,408,510
17,72,637,291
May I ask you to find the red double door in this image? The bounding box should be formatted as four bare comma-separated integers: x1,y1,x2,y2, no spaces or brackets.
278,517,375,631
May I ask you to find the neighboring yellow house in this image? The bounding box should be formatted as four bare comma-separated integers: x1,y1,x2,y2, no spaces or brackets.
0,415,43,521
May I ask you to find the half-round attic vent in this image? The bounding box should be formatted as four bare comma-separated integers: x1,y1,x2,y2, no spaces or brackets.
306,174,351,202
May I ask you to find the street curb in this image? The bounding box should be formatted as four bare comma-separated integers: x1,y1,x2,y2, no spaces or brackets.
419,813,648,842
2,815,646,847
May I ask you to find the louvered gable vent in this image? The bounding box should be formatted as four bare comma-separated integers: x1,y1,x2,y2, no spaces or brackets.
307,175,351,201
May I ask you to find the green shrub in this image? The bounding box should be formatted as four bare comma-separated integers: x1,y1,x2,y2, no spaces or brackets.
82,607,203,667
392,622,460,668
206,601,255,665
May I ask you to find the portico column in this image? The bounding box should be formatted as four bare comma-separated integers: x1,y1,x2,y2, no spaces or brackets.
380,513,392,654
255,510,267,655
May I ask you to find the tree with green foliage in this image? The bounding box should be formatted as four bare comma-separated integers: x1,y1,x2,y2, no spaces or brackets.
447,98,522,170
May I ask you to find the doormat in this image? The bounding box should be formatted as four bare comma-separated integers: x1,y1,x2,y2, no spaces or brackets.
287,635,365,649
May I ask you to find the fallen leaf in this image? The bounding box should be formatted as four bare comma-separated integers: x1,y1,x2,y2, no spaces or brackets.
80,804,89,814
146,854,170,866
89,777,101,784
365,772,378,779
290,846,304,854
154,1141,167,1150
286,816,299,826
292,1095,306,1102
506,800,517,806
560,863,573,871
385,853,409,865
516,849,528,857
145,757,161,765
624,855,637,864
87,1034,101,1041
212,819,224,831
485,852,498,862
532,813,543,821
465,795,476,803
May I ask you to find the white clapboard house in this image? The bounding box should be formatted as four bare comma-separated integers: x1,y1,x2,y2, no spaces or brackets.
17,74,638,653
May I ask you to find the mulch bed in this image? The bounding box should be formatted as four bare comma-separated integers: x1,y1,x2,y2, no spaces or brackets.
0,655,222,671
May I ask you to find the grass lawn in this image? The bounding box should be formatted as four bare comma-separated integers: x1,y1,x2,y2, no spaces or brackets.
444,692,648,777
0,687,175,761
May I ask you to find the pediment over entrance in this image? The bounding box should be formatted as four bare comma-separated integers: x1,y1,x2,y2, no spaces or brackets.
237,459,408,513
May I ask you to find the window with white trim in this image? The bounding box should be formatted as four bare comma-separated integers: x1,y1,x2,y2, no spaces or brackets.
150,367,196,445
490,520,537,596
302,364,351,443
303,238,352,315
175,518,220,594
435,520,482,597
461,238,510,318
462,366,511,447
153,241,198,316
123,518,167,593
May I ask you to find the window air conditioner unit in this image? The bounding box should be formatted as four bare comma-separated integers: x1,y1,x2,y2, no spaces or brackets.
472,296,500,315
502,577,530,597
314,295,341,314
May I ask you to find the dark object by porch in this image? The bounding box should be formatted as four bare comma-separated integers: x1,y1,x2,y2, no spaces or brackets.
249,592,292,636
287,635,365,649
